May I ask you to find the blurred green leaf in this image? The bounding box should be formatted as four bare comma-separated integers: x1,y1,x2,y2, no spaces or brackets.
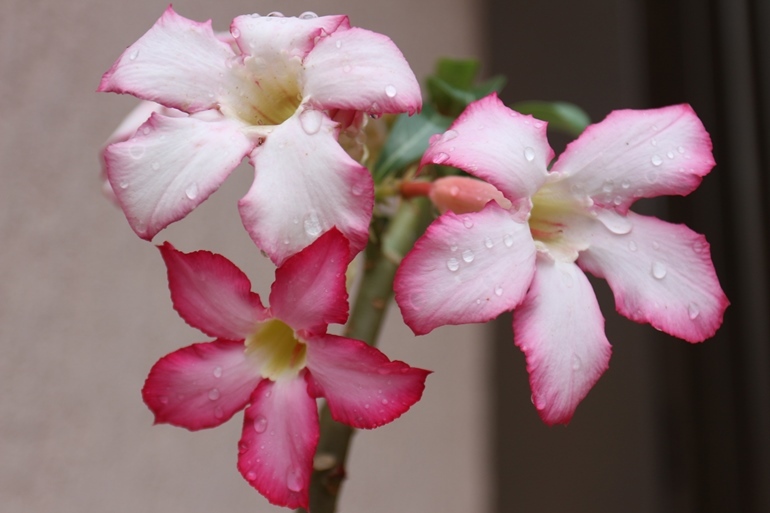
435,58,479,89
373,104,453,182
510,101,591,137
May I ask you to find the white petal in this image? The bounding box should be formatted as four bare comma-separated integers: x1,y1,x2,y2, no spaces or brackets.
514,259,612,425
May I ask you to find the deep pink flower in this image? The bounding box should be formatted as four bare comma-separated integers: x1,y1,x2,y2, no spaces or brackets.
144,229,429,508
394,93,728,425
99,8,421,264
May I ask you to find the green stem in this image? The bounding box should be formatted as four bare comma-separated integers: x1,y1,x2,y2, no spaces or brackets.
295,198,431,513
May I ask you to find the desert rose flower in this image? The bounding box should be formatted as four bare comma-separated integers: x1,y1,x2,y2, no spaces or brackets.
144,230,429,508
99,7,421,264
394,93,728,425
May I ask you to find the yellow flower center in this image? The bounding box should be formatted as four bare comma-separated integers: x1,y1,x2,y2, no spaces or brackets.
225,58,303,127
245,319,307,380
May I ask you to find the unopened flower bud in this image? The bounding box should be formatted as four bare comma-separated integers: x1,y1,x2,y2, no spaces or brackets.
428,176,512,214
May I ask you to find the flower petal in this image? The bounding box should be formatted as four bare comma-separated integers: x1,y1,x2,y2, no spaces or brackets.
304,334,430,428
513,259,612,425
420,94,552,205
104,112,253,240
238,110,373,265
231,14,349,62
98,7,239,113
237,377,318,509
303,27,421,116
142,340,261,430
577,211,728,342
269,229,350,332
550,104,715,213
394,203,536,335
159,243,268,339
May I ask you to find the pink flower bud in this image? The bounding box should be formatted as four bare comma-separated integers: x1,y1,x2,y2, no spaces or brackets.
428,176,512,214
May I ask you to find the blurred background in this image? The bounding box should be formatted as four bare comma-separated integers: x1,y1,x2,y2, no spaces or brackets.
1,0,767,512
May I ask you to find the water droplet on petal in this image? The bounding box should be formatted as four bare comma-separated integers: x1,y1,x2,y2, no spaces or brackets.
688,303,700,320
446,258,459,272
141,126,150,135
129,49,139,60
503,234,514,247
208,388,220,401
287,468,304,492
381,398,389,405
628,240,638,252
246,471,257,481
303,211,322,237
651,261,667,279
159,396,169,404
667,151,675,159
213,366,223,378
253,415,268,433
650,138,657,146
524,147,535,162
118,181,129,190
651,154,663,166
602,179,614,193
462,249,474,263
692,240,705,253
214,406,224,418
621,180,631,189
677,146,685,154
335,39,342,49
571,354,582,370
484,236,494,249
267,11,284,17
185,183,199,200
299,11,318,19
442,129,458,142
128,143,145,159
433,152,449,164
561,271,573,288
231,27,241,38
494,286,503,296
385,84,397,98
299,109,323,135
463,217,474,228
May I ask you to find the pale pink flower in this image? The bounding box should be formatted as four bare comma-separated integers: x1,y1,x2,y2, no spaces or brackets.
144,230,429,508
394,93,728,425
99,8,421,264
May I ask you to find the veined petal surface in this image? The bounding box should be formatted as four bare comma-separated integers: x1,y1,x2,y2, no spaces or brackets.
239,111,373,265
142,340,261,430
231,14,349,63
269,229,350,332
550,105,715,213
237,378,318,509
98,7,239,113
513,259,612,425
303,27,421,115
421,94,552,204
304,334,430,428
577,211,728,341
159,243,267,339
395,203,536,335
104,112,253,240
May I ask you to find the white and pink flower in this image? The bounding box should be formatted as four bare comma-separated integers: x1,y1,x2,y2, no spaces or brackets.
394,93,728,425
144,229,429,508
99,8,421,264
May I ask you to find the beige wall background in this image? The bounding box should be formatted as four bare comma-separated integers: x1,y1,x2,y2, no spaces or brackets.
0,1,490,512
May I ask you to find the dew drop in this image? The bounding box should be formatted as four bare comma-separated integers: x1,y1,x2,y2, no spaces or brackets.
214,406,224,419
628,240,638,252
287,468,304,492
462,249,475,263
208,388,220,401
381,398,389,405
385,84,397,98
303,211,322,236
185,182,199,200
267,11,284,17
621,180,631,189
150,162,159,171
463,217,474,228
494,286,503,296
651,154,663,166
448,185,460,197
442,129,458,142
129,49,139,60
335,39,342,49
533,395,547,410
253,415,268,434
692,240,705,253
449,244,458,252
128,144,145,159
299,11,318,19
688,303,700,320
650,138,657,146
141,126,150,136
503,234,514,247
524,146,535,162
159,396,169,404
446,258,460,272
484,236,494,249
667,151,675,159
571,354,582,370
677,146,685,154
433,152,449,164
231,27,241,38
246,471,257,481
213,366,223,378
118,181,129,190
602,179,614,193
561,271,573,288
299,109,323,135
651,261,667,280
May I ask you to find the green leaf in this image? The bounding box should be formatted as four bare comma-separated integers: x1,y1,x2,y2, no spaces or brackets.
373,105,453,182
435,58,480,89
510,101,591,137
471,75,507,99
